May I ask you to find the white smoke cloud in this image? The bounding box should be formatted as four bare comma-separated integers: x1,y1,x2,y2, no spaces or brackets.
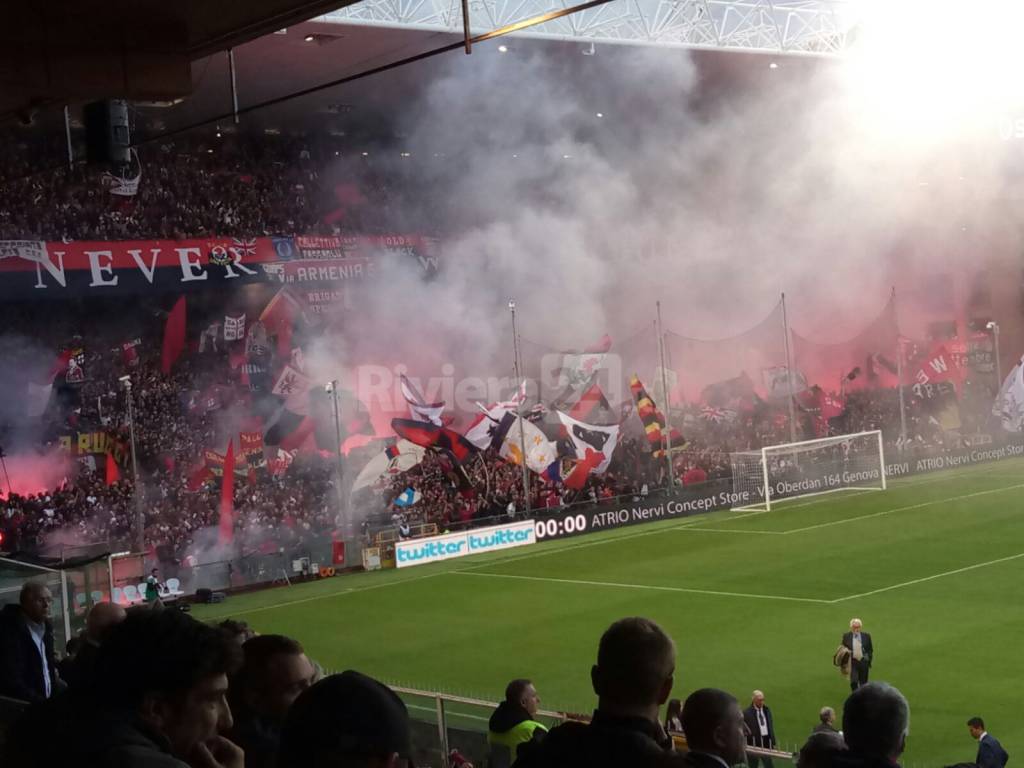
310,37,1020,407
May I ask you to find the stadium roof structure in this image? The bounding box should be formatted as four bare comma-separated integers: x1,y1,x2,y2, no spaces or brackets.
319,0,855,56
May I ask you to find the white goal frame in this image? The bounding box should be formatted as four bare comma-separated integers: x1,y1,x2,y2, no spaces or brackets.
731,430,887,512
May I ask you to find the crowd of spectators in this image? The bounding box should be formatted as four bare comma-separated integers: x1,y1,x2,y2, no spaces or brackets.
2,590,989,768
0,129,418,242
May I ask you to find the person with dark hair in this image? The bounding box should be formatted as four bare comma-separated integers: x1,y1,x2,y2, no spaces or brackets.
218,618,257,645
678,688,749,768
515,617,676,768
665,699,683,733
487,678,547,766
278,670,412,768
967,717,1009,768
5,608,243,768
0,582,63,703
145,568,164,603
60,600,127,689
797,731,846,768
828,682,908,768
228,634,314,768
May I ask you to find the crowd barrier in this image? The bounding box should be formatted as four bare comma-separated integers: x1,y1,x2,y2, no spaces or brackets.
382,683,797,768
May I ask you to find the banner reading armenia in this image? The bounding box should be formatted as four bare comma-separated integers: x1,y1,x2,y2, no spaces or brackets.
0,236,441,296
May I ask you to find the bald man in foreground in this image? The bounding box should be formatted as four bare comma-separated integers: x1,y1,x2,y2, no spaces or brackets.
62,601,127,689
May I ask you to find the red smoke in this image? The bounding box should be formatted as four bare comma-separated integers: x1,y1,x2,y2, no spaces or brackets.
0,450,74,499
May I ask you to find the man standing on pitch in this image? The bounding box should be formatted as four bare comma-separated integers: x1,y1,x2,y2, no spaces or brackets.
968,717,1009,768
842,618,873,691
743,690,777,768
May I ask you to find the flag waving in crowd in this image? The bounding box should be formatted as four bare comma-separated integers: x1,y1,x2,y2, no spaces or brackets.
400,374,446,426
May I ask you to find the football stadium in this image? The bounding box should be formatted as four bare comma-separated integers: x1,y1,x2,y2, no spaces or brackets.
1,2,1023,768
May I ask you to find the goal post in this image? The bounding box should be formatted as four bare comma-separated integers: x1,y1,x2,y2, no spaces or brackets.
730,430,887,512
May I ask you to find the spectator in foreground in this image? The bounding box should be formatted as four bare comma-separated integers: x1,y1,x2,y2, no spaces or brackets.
664,698,683,733
830,682,909,768
0,582,63,702
60,600,127,689
219,618,257,645
967,717,1009,768
278,670,411,768
487,678,548,766
6,608,243,768
814,707,839,735
675,688,750,768
797,732,846,768
515,616,676,768
228,634,315,768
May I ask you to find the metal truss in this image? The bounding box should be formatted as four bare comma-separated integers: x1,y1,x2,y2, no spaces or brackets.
319,0,854,56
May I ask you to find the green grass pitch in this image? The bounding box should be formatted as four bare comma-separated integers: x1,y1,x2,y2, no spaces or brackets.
193,459,1024,767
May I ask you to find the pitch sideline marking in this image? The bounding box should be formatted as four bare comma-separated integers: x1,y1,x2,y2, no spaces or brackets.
453,570,831,604
780,482,1024,535
196,571,446,621
830,550,1024,603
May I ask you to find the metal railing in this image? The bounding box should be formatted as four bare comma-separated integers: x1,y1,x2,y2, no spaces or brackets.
386,684,796,768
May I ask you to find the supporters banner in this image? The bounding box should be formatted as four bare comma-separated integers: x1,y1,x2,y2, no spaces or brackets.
532,437,1024,543
239,431,266,466
223,314,246,341
0,236,439,295
58,431,129,464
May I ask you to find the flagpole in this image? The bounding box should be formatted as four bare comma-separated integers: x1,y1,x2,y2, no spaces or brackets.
780,293,799,444
327,380,347,536
893,287,908,449
656,302,675,489
509,300,531,513
120,375,144,553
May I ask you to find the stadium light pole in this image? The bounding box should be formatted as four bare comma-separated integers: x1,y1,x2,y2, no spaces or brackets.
780,293,799,445
120,375,143,553
988,321,1002,385
509,300,531,514
656,301,675,489
326,380,347,536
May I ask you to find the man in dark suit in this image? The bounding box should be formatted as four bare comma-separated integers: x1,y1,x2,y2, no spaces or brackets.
841,618,873,691
813,707,840,735
743,690,777,768
0,582,62,702
968,717,1009,768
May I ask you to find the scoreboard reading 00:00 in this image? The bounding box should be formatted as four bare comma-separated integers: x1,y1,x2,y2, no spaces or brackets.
535,514,588,540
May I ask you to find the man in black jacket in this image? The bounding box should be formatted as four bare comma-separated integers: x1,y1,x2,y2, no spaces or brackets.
841,619,873,691
228,634,315,768
5,608,244,768
514,617,676,768
60,601,127,689
968,717,1009,768
488,679,547,766
678,688,750,768
825,682,908,768
743,690,777,768
0,582,62,703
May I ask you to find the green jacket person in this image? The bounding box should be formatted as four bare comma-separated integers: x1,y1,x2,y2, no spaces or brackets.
488,679,548,766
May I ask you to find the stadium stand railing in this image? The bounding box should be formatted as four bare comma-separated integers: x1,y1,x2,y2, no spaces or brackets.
380,684,797,768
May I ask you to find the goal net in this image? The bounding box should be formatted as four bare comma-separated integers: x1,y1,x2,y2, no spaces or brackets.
730,430,886,512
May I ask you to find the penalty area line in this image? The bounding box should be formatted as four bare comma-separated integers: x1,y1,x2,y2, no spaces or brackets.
453,570,830,604
830,550,1024,603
